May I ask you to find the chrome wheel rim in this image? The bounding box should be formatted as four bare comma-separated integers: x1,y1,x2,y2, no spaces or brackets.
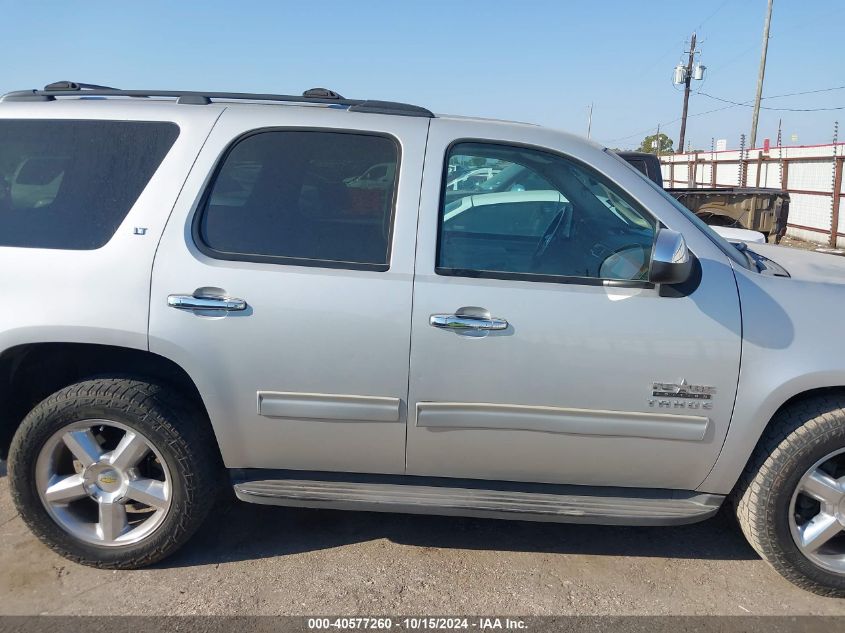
35,419,172,547
789,447,845,574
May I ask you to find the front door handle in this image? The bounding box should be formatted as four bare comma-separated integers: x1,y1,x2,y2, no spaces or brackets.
430,306,508,331
168,294,247,312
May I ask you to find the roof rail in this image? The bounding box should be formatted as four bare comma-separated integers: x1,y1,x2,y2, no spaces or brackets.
0,83,434,118
44,81,120,91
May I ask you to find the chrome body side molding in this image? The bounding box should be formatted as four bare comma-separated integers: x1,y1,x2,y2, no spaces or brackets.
232,471,723,526
416,402,709,442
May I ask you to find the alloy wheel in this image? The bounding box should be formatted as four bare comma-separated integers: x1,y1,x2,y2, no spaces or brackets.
34,419,172,547
789,447,845,574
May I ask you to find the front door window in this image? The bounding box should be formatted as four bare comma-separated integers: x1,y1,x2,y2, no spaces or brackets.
438,142,656,283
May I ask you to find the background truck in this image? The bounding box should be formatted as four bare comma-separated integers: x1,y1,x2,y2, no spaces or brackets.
618,151,790,243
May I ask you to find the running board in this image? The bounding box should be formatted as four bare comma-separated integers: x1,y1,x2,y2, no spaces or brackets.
232,471,723,526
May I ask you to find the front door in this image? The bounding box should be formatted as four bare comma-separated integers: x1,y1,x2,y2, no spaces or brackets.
406,121,742,490
150,107,429,473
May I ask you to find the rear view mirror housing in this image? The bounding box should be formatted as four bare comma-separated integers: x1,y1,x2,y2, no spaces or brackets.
649,228,692,285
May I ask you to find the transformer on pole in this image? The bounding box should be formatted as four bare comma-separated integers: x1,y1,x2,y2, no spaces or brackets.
674,33,706,153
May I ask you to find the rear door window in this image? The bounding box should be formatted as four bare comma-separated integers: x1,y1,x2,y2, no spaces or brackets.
0,120,179,250
196,130,399,271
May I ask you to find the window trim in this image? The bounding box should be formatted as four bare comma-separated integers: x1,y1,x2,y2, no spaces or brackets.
192,127,402,272
435,139,657,289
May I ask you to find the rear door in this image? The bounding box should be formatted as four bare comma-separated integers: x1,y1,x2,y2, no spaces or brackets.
405,119,742,490
149,105,429,473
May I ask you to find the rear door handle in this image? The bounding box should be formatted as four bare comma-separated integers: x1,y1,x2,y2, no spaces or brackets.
167,294,247,312
430,306,508,331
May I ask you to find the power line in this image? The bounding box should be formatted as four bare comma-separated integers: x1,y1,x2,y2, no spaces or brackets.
694,84,845,105
635,38,687,79
696,90,845,112
769,6,842,39
606,123,675,145
604,85,845,144
696,0,732,31
689,103,742,117
605,102,737,144
759,85,845,100
705,41,758,73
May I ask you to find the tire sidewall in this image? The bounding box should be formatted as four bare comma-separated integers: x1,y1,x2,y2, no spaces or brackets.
9,388,192,567
766,426,845,591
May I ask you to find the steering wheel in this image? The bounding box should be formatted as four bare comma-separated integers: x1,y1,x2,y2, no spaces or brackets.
531,205,568,267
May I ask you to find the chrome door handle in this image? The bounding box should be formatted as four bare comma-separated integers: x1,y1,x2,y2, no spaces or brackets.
167,294,247,312
430,306,508,331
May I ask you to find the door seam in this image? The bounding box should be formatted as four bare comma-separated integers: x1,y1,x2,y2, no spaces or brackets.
146,106,228,352
404,118,433,472
694,258,745,490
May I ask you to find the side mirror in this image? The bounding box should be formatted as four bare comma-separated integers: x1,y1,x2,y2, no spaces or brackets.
649,228,692,285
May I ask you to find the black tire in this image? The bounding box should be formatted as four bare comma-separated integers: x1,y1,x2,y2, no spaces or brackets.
733,393,845,596
8,377,221,569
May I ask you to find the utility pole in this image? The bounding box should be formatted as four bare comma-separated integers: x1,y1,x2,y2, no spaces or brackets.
777,118,783,187
750,0,774,149
655,123,661,156
677,32,697,154
586,103,593,139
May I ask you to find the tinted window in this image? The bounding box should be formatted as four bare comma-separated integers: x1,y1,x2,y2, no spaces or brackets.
198,130,399,270
0,120,178,250
438,143,656,282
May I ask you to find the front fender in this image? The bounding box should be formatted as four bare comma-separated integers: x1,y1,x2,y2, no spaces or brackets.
698,263,845,493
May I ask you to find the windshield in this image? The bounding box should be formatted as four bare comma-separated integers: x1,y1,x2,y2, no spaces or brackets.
606,150,751,270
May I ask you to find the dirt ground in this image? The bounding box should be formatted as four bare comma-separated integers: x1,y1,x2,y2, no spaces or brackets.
778,235,831,252
2,461,845,616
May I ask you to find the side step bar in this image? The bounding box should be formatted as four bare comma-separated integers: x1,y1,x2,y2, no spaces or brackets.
232,471,723,526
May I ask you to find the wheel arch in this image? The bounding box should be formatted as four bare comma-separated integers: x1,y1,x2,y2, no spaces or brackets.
700,377,845,494
695,210,738,227
0,342,219,461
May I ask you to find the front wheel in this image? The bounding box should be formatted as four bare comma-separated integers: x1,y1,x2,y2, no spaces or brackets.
733,394,845,596
8,377,220,568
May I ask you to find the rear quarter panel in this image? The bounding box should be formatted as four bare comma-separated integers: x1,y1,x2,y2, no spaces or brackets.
0,101,222,354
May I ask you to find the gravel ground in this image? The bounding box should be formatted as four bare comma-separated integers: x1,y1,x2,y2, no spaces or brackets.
1,461,844,616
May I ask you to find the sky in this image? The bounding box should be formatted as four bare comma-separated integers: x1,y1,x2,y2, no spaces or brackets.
1,0,842,152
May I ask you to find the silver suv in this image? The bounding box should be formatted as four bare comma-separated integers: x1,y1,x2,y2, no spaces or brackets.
2,82,845,596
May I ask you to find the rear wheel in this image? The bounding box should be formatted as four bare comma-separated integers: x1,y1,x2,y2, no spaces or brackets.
733,394,845,596
8,377,220,568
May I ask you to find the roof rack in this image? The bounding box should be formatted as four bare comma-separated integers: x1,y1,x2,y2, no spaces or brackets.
0,81,435,118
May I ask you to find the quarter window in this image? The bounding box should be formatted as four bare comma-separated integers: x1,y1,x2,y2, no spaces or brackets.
197,130,399,270
438,143,656,282
0,120,178,250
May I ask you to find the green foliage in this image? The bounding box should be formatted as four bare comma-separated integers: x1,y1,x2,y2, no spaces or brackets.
638,133,674,154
